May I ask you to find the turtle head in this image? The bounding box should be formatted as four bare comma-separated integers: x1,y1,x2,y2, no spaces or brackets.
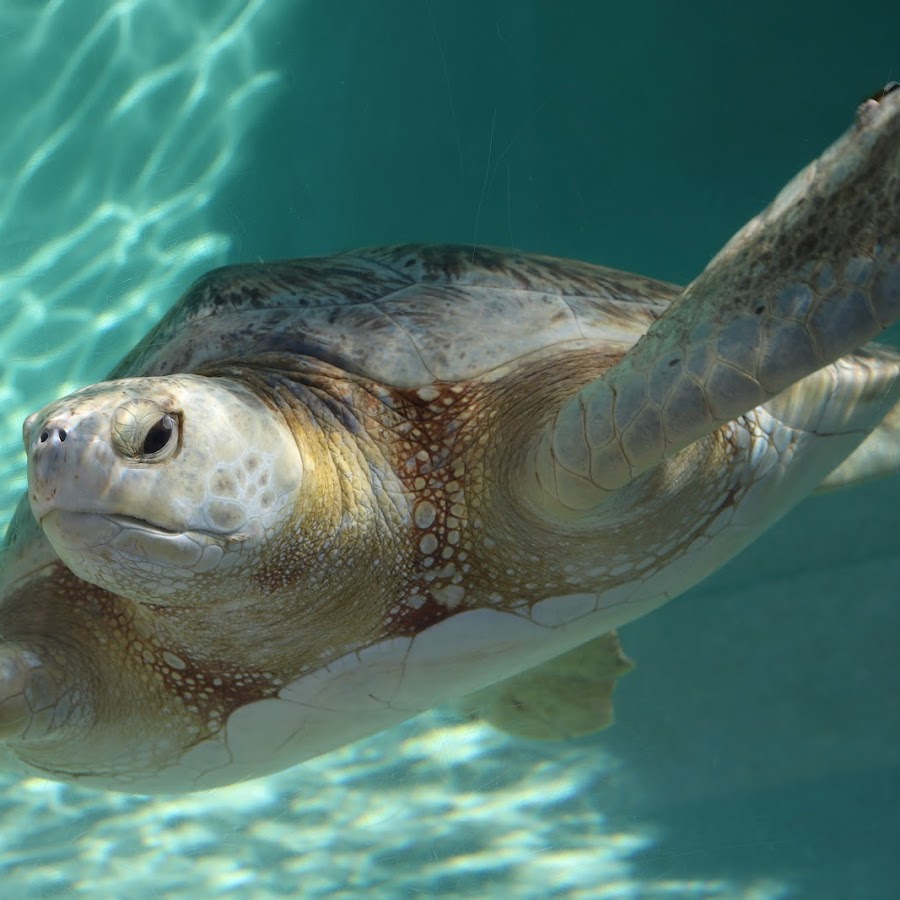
23,374,302,605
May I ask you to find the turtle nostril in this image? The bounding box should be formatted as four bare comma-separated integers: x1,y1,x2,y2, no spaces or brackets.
37,427,66,444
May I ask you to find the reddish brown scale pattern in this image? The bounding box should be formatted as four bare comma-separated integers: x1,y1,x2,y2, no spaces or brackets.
78,584,282,739
364,353,613,636
343,352,607,639
378,381,491,637
98,592,282,739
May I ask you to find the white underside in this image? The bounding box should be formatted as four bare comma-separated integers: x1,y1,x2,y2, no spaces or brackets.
156,586,670,792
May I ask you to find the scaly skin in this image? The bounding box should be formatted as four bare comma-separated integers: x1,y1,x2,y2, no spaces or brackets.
537,87,900,509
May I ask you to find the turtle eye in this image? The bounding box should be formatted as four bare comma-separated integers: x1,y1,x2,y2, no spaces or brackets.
112,399,181,462
143,415,175,456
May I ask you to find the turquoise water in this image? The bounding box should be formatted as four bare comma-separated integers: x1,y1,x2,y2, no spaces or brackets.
0,1,898,896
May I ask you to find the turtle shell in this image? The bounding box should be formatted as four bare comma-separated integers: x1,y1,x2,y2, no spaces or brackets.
112,245,679,386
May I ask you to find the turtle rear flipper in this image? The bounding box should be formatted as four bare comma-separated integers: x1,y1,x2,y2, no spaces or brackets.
458,631,633,740
529,87,899,512
817,396,900,492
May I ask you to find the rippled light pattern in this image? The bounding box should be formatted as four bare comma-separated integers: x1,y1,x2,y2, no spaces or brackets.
0,711,789,897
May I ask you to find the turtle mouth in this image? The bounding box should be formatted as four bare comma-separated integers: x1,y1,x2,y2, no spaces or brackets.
103,513,181,536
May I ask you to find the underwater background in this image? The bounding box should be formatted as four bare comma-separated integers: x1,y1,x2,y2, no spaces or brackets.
0,1,898,897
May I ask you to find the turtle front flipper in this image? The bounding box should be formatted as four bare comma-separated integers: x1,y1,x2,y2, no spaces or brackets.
0,645,67,740
530,86,899,510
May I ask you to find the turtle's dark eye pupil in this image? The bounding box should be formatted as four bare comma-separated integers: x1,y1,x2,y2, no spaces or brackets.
143,416,174,455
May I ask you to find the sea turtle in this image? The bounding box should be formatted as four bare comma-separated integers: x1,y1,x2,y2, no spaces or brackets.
0,87,897,793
